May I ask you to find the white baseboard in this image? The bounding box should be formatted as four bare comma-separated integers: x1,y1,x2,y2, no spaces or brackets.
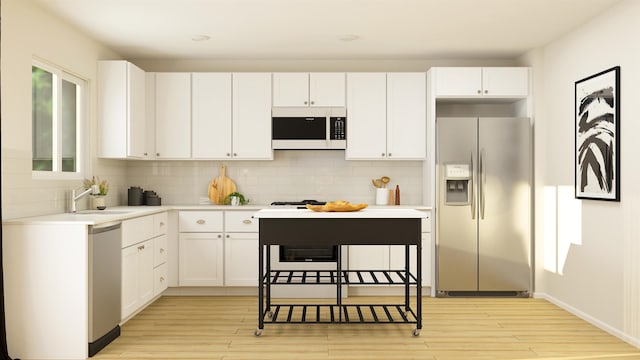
534,292,640,348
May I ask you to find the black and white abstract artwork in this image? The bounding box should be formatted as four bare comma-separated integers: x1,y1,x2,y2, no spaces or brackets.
575,66,620,201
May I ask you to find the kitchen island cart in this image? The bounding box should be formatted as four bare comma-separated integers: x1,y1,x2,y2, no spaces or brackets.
252,208,427,336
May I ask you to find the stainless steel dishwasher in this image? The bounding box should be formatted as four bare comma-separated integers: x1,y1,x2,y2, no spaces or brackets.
88,222,122,357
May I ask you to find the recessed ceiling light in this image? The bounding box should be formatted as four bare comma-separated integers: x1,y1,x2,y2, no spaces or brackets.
192,35,211,42
338,34,360,42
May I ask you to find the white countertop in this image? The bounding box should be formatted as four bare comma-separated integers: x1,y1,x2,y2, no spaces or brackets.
2,204,432,225
252,208,428,219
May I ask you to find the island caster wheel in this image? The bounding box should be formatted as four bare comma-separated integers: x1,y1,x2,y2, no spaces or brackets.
254,328,263,336
267,311,274,318
412,328,421,337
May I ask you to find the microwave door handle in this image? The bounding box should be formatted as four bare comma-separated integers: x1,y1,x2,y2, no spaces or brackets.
326,114,331,147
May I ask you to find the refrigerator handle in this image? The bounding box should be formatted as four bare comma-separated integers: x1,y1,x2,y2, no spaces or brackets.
470,152,475,220
480,148,485,220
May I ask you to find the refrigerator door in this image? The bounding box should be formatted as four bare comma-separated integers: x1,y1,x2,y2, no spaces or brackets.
436,117,478,291
478,117,531,292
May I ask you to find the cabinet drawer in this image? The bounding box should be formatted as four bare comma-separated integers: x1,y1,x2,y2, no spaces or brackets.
153,234,168,268
122,215,154,248
179,211,223,232
225,211,258,232
153,212,168,237
153,263,168,297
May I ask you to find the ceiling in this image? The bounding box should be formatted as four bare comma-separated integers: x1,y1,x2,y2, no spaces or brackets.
33,0,621,60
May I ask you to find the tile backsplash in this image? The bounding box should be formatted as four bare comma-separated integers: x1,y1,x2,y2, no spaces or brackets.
126,150,423,205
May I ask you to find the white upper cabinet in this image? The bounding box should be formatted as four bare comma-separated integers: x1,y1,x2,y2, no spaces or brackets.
273,72,345,107
155,73,191,159
345,73,387,159
434,67,529,98
386,73,426,159
191,73,233,159
97,60,147,159
346,72,426,160
232,73,273,160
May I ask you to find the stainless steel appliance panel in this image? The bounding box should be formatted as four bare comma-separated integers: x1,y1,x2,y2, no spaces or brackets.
436,117,478,291
478,117,531,291
436,117,531,296
88,222,122,353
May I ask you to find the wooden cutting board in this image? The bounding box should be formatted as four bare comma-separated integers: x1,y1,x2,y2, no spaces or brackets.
208,165,237,204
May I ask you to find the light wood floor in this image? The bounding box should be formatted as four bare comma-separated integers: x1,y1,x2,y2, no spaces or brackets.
94,296,640,360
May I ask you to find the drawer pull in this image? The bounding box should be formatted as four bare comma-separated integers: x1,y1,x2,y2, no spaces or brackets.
226,234,230,238
159,222,165,227
242,219,252,224
160,276,165,282
196,219,206,225
217,234,222,238
160,248,165,253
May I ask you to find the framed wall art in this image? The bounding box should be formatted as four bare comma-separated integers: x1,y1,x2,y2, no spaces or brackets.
575,66,620,201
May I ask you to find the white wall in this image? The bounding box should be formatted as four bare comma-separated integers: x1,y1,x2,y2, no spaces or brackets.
523,0,640,346
0,0,126,219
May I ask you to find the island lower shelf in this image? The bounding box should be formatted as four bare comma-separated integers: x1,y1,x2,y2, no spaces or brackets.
261,303,419,324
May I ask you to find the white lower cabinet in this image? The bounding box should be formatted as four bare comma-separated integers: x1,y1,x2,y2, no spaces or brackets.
178,210,259,287
224,232,259,286
121,212,168,320
178,232,224,286
348,210,432,288
121,238,154,319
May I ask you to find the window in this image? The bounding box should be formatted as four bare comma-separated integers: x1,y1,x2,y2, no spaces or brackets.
32,60,86,178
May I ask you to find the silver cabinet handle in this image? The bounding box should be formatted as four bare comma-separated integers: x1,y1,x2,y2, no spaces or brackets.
381,153,385,157
226,153,231,157
242,219,252,224
159,222,165,227
233,153,237,156
138,245,145,251
160,276,165,282
310,101,315,105
477,90,481,94
304,101,308,105
160,248,165,253
217,234,222,238
196,219,205,225
388,153,392,157
144,152,148,156
484,90,488,94
156,153,160,156
226,234,230,238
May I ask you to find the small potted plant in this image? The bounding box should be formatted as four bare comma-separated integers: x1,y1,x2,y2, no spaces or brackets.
224,192,249,206
84,176,109,210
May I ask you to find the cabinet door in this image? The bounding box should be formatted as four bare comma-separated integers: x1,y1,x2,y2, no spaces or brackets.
232,73,273,160
138,240,154,305
121,245,139,319
310,72,345,107
345,73,387,159
348,245,390,284
127,62,147,158
482,67,529,97
434,67,482,97
155,72,191,159
272,73,308,107
97,61,146,159
224,233,259,286
192,73,232,159
179,233,224,286
386,73,426,159
145,73,156,159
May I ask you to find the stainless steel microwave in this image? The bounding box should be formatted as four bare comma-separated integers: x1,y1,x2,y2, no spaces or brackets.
271,107,346,150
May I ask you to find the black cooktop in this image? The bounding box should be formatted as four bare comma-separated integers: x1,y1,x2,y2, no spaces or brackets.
270,200,326,206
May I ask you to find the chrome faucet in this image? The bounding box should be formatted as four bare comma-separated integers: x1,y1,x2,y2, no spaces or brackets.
69,184,100,213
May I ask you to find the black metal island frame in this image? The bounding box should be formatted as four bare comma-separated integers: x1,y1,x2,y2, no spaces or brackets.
252,208,427,336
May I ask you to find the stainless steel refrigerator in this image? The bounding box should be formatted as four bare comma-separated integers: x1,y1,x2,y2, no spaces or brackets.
436,117,531,297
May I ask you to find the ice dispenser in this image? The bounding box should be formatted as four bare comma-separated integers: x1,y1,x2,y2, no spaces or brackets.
444,163,471,205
